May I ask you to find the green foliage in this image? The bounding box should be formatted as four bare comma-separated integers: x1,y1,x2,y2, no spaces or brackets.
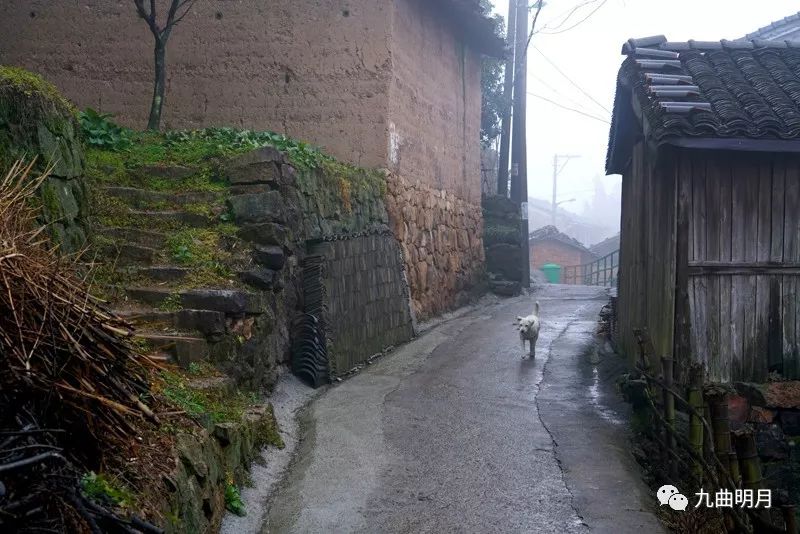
163,127,330,169
79,108,133,150
0,66,76,114
157,292,183,312
80,472,135,508
224,480,246,516
159,370,258,424
484,222,519,246
478,0,506,145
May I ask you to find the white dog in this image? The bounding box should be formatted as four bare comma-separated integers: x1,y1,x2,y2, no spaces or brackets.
515,301,541,358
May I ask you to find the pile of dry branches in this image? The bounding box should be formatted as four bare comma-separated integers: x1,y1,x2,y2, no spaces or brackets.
0,160,161,532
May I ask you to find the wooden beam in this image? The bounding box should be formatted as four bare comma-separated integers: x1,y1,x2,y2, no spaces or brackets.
689,261,800,275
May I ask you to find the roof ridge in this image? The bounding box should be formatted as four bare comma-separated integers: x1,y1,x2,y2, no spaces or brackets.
743,12,800,40
622,36,800,55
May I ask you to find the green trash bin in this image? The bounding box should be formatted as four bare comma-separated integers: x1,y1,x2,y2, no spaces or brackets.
541,263,561,284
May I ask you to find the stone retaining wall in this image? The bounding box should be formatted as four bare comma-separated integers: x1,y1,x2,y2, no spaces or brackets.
164,404,277,533
221,148,405,385
385,172,484,319
0,67,89,253
310,232,415,375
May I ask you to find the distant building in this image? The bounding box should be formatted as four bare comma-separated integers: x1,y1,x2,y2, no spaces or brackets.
742,12,800,40
527,198,615,245
589,233,620,258
529,225,595,283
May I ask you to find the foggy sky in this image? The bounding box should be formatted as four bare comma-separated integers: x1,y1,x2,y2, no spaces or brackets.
488,0,796,233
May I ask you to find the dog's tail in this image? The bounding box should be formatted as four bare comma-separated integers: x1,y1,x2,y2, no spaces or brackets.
534,301,540,315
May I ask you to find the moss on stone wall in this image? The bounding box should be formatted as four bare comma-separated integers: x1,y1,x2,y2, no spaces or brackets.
0,67,88,252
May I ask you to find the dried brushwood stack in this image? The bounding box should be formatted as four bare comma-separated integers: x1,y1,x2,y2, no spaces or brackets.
0,160,161,533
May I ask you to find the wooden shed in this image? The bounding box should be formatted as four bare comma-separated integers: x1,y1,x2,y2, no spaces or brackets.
607,35,800,383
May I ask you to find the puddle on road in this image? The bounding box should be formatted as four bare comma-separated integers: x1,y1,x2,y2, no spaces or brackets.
587,347,625,426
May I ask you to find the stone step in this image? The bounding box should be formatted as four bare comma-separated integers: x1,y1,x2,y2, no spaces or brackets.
117,308,227,337
97,243,160,266
125,287,267,314
128,210,214,228
103,186,221,210
103,227,168,249
187,374,237,397
134,332,210,368
132,265,190,283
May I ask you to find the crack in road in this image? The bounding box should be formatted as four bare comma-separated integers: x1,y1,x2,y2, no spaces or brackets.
533,305,590,530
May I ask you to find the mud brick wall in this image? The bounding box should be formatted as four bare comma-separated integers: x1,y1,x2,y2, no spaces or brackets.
0,0,393,169
310,233,414,375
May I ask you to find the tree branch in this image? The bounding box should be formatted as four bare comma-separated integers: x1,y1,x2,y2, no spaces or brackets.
133,0,159,37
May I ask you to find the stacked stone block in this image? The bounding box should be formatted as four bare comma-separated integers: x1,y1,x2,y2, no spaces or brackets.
384,172,485,319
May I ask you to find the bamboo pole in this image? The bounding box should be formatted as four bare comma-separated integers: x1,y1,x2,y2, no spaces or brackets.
707,391,733,481
662,356,677,478
688,366,704,482
783,505,797,534
733,430,762,491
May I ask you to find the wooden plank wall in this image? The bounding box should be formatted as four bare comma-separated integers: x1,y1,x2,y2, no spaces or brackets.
617,142,677,369
686,151,800,382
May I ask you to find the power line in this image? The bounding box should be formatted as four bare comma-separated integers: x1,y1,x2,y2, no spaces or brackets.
538,0,608,35
527,92,611,124
532,46,611,114
529,72,604,118
538,0,601,33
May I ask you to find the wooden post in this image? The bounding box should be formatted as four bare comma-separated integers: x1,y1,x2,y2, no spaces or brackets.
662,356,677,478
688,366,704,482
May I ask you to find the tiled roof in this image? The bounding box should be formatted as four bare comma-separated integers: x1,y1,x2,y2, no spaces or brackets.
529,225,591,253
434,0,506,58
744,12,800,41
606,35,800,174
589,233,620,257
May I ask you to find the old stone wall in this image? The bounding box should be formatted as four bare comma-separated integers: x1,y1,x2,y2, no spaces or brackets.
385,173,484,318
219,147,391,387
0,0,393,169
310,232,414,375
0,67,88,253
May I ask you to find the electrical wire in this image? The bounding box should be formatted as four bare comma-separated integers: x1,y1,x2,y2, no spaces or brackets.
532,46,611,114
529,72,604,118
538,0,601,33
527,92,611,124
538,0,608,35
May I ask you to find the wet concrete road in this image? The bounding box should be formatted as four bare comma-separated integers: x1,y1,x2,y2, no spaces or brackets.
262,285,663,533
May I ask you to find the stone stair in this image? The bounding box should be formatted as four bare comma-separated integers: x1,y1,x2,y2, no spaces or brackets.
90,168,284,371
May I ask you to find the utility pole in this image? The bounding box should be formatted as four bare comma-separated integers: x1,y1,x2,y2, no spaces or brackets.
510,0,529,287
496,0,516,197
551,154,580,226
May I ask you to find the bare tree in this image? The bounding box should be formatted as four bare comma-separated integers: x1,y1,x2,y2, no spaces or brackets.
133,0,197,130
